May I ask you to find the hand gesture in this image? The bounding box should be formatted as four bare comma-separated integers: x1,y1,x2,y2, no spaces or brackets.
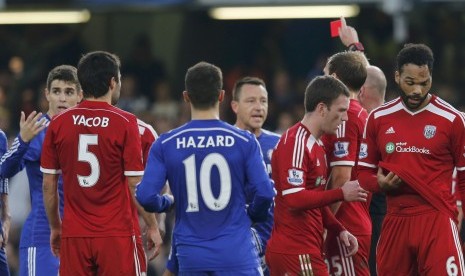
338,17,359,47
339,230,358,256
377,167,403,191
19,111,47,142
50,227,62,257
146,226,163,261
341,180,368,202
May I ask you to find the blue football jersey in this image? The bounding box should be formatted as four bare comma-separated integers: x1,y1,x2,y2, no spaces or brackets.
0,130,8,234
136,119,274,272
0,114,64,248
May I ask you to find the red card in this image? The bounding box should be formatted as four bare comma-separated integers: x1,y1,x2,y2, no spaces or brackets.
330,19,342,37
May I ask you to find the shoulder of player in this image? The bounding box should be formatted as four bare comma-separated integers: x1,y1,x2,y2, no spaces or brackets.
158,121,255,146
428,96,465,125
137,119,158,138
368,97,402,121
260,128,281,139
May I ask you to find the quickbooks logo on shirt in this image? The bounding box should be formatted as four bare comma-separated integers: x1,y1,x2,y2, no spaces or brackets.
385,142,431,155
385,142,395,153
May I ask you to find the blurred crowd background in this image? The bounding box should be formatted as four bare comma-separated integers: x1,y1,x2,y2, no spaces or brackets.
3,0,465,275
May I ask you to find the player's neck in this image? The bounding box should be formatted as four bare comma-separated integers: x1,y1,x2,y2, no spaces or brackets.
235,121,262,137
349,90,359,100
301,113,322,139
85,97,111,104
191,108,220,120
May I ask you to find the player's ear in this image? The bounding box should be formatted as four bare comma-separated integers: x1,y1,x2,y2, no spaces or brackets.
45,88,51,101
218,90,225,103
182,91,190,103
316,102,326,116
231,100,239,114
395,71,400,85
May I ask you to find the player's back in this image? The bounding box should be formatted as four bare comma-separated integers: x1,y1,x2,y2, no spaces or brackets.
159,119,271,271
43,100,143,238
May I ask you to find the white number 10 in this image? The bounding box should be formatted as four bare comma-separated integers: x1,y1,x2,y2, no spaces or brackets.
183,153,231,212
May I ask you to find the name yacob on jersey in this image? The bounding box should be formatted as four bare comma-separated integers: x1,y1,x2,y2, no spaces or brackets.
176,135,235,149
73,115,109,127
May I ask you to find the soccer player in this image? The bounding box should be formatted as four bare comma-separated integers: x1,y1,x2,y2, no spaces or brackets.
0,129,10,276
321,51,371,276
360,64,387,276
358,43,465,275
41,51,160,275
0,65,81,276
231,76,280,275
163,76,280,276
136,61,274,275
359,65,386,114
336,18,388,275
110,75,164,274
134,118,162,274
266,75,368,276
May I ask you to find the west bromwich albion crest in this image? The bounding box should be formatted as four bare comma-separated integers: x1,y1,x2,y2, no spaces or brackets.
423,125,436,139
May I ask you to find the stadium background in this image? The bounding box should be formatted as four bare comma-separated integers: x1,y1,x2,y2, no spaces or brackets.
2,0,465,275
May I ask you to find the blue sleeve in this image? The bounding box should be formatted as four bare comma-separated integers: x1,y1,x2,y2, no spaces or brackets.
136,140,173,212
0,135,29,178
245,136,274,222
0,131,8,194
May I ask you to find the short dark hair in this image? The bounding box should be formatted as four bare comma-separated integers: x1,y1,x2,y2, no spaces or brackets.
326,51,368,92
304,75,350,113
232,76,266,101
77,51,121,99
396,43,434,74
47,65,80,92
185,61,223,109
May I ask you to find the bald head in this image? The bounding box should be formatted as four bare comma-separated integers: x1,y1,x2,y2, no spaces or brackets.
359,65,386,113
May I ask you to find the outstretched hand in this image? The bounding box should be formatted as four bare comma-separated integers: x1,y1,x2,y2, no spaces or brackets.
338,17,360,47
19,111,47,142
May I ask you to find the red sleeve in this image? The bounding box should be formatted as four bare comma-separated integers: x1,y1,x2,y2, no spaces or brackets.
452,114,465,208
326,113,360,167
357,112,381,192
282,188,344,210
140,124,157,166
123,115,144,175
321,206,345,233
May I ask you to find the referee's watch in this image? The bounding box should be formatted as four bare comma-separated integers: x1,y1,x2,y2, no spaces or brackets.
348,42,365,52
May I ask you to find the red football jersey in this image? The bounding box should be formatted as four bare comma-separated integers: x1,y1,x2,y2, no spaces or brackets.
41,100,144,238
358,95,465,214
267,123,344,255
138,119,158,167
133,118,158,238
322,99,371,235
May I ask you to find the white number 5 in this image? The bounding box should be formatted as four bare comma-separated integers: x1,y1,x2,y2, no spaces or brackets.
77,134,100,187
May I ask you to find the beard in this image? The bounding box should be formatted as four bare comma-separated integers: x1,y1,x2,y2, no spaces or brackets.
398,89,429,110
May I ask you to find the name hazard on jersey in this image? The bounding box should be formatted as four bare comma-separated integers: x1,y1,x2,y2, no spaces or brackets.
176,135,235,149
73,115,109,127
